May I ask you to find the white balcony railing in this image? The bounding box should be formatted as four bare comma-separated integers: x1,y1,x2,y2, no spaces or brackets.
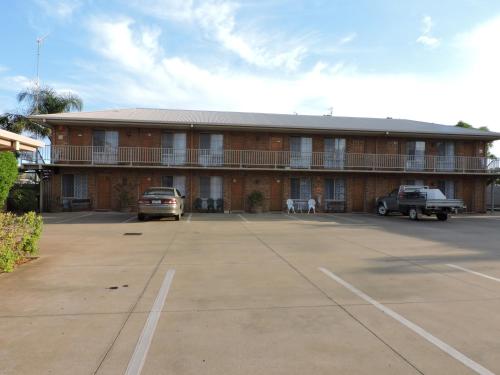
22,145,500,174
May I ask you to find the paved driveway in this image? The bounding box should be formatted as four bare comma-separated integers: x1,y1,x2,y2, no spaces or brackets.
1,212,500,374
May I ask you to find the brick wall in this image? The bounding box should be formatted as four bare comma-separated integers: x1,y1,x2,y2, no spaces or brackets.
52,124,484,158
45,167,490,214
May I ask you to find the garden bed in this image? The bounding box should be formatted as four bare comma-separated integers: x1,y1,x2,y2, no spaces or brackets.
0,212,43,273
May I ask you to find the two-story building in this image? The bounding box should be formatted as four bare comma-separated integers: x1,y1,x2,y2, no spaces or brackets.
26,108,500,213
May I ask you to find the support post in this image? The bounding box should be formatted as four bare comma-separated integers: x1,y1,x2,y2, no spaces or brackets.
491,181,495,214
39,173,43,213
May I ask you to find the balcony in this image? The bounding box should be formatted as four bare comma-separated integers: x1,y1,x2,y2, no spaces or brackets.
21,145,500,174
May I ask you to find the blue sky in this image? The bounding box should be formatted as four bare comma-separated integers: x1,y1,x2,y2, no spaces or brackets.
1,0,500,152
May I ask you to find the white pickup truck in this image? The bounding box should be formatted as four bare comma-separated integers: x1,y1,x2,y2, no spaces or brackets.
376,185,465,221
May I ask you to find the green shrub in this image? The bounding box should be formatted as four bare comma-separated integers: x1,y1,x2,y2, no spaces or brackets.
0,152,18,207
0,211,43,272
8,187,38,212
248,190,264,208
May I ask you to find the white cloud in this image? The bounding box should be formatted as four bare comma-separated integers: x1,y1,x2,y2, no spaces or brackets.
127,0,309,71
416,15,440,48
35,0,83,19
338,32,357,45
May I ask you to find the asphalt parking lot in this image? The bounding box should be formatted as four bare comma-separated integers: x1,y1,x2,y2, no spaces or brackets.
1,211,500,374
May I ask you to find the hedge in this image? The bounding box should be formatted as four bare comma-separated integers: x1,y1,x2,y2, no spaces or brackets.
8,186,38,212
0,151,18,207
0,212,43,272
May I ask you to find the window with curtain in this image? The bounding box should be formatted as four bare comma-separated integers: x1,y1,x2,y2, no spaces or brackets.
438,180,455,198
161,175,186,195
62,174,88,198
436,141,455,171
324,138,346,168
325,178,346,201
290,177,311,199
290,136,312,168
199,176,211,199
406,141,426,170
199,176,223,205
92,130,118,164
161,133,186,165
199,134,224,166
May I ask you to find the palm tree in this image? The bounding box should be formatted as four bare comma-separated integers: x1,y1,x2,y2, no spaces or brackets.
0,85,83,137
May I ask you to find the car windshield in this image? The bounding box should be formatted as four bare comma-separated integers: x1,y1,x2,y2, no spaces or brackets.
144,189,175,196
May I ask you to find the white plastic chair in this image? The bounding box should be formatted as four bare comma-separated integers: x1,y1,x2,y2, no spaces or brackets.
307,198,316,214
286,199,295,214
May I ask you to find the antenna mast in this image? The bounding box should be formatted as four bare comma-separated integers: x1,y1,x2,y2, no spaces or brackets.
35,34,49,114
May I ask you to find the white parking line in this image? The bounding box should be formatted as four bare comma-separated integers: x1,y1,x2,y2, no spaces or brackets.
186,213,192,223
447,264,500,283
125,269,176,375
122,215,137,223
318,267,494,375
238,214,249,222
52,212,94,224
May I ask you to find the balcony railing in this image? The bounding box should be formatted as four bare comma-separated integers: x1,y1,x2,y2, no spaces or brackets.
22,145,500,174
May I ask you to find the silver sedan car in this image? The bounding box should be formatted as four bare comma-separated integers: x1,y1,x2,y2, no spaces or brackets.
137,187,185,221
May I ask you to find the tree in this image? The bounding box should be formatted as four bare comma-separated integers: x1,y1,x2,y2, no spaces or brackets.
0,85,83,138
455,121,495,158
0,152,18,207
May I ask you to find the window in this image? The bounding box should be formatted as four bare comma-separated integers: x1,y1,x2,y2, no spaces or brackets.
199,176,223,199
290,137,312,168
62,174,88,198
325,178,345,201
436,141,455,171
438,180,455,198
161,133,186,165
406,141,426,170
92,130,119,164
290,177,311,200
324,178,345,212
199,134,224,166
161,175,186,196
324,138,346,168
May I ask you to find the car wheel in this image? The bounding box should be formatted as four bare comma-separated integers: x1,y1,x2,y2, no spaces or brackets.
175,213,181,221
377,204,387,216
409,207,419,221
138,213,146,221
437,213,448,221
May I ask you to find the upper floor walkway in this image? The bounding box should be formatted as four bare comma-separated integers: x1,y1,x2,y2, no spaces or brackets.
21,144,500,175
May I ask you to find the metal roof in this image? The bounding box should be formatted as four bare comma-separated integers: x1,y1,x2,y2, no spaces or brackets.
30,108,500,139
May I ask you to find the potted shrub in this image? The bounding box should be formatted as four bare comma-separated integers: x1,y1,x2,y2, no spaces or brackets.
247,191,264,213
114,180,136,212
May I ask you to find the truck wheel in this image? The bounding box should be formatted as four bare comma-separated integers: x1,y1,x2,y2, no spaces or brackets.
409,208,419,221
377,204,387,216
437,213,448,221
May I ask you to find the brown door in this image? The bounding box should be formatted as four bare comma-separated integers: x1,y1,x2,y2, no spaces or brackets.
97,175,111,210
231,177,244,211
139,176,153,196
462,180,474,212
351,176,365,212
270,177,283,211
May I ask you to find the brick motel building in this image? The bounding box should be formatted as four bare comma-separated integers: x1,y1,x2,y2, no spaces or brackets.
24,108,500,213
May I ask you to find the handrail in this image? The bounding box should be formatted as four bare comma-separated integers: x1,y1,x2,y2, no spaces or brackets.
22,145,500,174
